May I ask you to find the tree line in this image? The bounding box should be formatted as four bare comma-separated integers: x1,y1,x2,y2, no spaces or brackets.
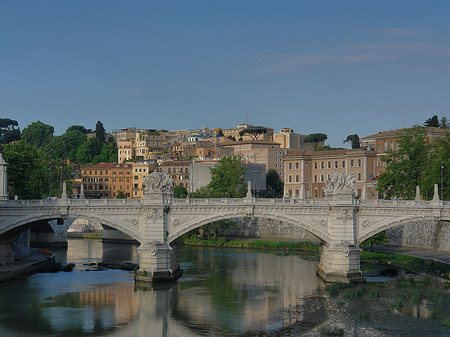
0,118,116,199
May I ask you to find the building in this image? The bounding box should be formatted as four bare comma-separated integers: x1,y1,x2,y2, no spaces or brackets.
159,161,190,189
81,163,116,198
273,127,317,150
283,149,378,200
189,160,266,195
81,163,133,198
221,140,286,178
360,127,448,174
222,123,274,141
132,162,157,198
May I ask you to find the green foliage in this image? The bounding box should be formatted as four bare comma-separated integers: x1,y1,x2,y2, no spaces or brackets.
304,133,328,150
95,121,106,143
66,125,88,134
343,134,360,149
361,231,388,250
238,126,267,140
43,130,86,162
266,169,284,197
115,190,127,199
208,156,247,198
174,185,188,198
97,140,118,163
0,118,21,144
315,145,345,151
377,127,429,199
424,115,440,127
21,120,54,148
76,138,103,165
2,141,72,199
3,141,47,199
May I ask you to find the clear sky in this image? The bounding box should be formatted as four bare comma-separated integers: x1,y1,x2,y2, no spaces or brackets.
1,1,449,147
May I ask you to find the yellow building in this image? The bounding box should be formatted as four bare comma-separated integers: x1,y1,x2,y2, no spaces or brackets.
132,162,157,198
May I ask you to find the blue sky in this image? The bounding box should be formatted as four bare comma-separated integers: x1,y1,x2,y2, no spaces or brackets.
1,1,450,147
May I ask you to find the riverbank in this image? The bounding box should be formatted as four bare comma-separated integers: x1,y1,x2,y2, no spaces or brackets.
178,236,319,252
179,236,450,279
0,248,55,282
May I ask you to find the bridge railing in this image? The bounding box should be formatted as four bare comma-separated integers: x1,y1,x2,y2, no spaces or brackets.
0,198,145,207
358,199,441,207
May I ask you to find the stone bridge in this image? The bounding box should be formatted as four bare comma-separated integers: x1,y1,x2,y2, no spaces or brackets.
1,170,449,283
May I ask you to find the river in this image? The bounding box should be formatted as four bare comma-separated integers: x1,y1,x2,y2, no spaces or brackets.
0,239,449,336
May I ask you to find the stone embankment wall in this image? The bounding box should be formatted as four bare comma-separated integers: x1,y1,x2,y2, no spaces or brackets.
386,220,450,253
224,217,321,242
223,218,450,253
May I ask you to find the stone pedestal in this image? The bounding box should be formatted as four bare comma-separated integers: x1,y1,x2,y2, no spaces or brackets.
317,242,364,283
135,242,183,282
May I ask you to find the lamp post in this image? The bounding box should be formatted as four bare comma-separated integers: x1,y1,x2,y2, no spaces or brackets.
441,163,444,201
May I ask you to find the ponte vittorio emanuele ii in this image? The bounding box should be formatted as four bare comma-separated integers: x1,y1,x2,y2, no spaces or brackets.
1,160,449,283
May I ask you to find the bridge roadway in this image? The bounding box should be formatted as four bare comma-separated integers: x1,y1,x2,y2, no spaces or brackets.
1,186,449,283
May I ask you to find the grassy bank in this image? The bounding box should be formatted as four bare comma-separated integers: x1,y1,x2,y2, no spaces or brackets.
178,236,319,252
67,232,102,239
361,251,450,276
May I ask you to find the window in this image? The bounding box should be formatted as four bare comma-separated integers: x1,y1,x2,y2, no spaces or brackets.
295,162,299,169
295,175,299,182
314,189,318,198
350,160,354,167
314,162,318,169
358,172,362,181
321,162,324,169
295,189,299,197
320,174,324,182
357,189,362,197
358,159,361,167
328,161,331,169
342,161,345,168
321,189,325,197
335,161,338,168
288,163,292,170
314,175,318,182
168,168,171,174
288,175,292,182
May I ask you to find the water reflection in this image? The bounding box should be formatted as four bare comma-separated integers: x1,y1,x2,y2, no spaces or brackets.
1,240,449,336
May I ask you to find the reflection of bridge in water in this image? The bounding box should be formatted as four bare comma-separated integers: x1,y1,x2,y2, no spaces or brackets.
1,168,449,283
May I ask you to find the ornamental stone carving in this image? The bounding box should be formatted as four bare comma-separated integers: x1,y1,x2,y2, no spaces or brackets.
143,171,174,195
324,172,356,195
147,208,163,222
335,208,353,223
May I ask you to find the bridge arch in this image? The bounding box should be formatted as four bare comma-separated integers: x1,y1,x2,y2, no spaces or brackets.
168,211,330,244
0,213,144,243
358,214,450,243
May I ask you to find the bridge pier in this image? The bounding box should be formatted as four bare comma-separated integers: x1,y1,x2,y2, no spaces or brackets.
317,242,364,283
135,241,183,282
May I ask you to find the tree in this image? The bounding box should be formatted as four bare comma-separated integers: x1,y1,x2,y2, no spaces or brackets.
44,130,87,163
238,126,267,140
0,118,21,144
116,191,127,199
421,133,450,200
377,127,429,199
304,133,328,150
343,134,360,149
76,138,103,165
21,121,54,148
96,140,118,163
361,231,388,251
208,156,247,198
67,125,88,134
2,141,48,199
95,121,106,143
266,169,283,197
174,185,188,198
440,117,449,129
424,115,440,127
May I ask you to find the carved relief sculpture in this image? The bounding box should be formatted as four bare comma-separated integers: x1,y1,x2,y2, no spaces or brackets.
143,171,174,195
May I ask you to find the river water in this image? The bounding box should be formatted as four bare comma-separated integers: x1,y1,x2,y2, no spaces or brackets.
0,239,449,336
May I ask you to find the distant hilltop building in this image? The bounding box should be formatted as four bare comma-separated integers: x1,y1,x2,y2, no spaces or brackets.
273,127,319,151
